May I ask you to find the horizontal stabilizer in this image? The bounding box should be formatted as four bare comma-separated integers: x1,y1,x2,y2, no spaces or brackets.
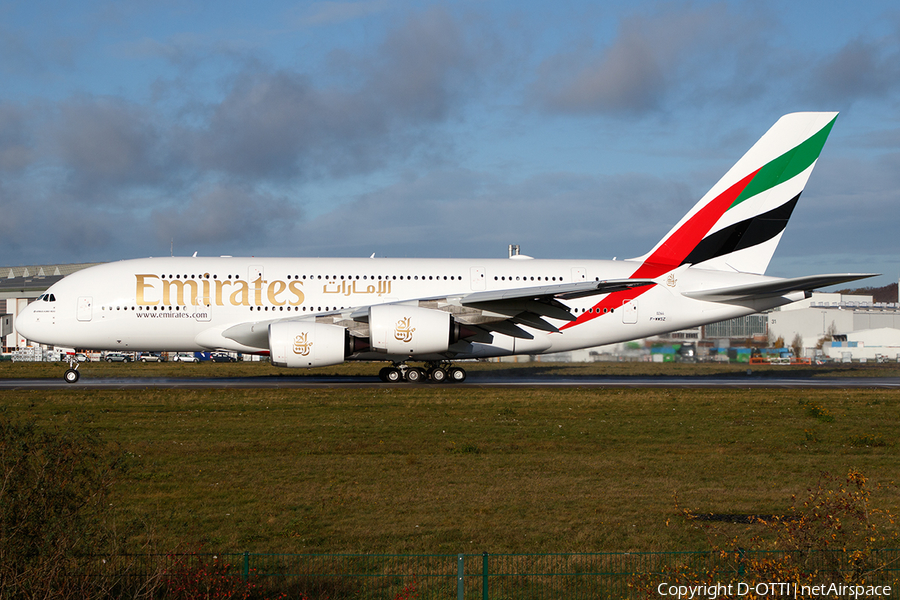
683,273,878,302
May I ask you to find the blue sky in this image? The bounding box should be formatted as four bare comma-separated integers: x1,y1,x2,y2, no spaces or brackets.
2,0,899,287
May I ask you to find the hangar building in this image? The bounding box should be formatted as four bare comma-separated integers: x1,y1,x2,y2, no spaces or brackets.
1,264,99,352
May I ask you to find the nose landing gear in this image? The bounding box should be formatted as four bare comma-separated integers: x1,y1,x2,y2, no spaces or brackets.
63,356,80,383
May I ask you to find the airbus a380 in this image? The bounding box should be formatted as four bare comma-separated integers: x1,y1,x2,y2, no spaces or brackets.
17,112,875,383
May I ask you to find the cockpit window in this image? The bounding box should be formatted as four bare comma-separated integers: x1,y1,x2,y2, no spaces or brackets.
38,294,57,302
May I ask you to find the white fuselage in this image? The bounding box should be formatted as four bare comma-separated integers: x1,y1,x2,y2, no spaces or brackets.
17,256,798,361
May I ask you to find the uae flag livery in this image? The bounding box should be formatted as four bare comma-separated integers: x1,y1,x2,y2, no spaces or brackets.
562,112,838,330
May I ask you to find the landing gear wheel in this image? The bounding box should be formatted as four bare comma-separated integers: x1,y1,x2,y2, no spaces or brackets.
428,367,447,383
380,367,402,383
64,368,80,384
448,367,467,383
405,367,426,383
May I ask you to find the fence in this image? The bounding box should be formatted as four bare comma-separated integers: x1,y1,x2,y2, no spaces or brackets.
91,549,900,599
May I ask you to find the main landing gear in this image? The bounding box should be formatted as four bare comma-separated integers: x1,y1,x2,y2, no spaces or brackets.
378,361,467,384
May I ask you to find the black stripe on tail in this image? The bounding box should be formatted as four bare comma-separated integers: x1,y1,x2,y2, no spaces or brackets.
680,194,800,267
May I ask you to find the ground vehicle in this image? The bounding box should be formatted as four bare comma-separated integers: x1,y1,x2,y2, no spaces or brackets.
138,352,165,362
173,352,200,363
211,353,236,362
104,352,132,362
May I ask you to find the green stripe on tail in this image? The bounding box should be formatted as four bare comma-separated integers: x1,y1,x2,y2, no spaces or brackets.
729,115,837,210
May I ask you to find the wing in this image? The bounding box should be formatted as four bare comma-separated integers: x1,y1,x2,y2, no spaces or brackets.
452,279,655,339
218,278,656,349
682,273,878,302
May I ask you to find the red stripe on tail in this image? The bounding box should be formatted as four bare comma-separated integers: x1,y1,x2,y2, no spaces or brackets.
560,169,759,331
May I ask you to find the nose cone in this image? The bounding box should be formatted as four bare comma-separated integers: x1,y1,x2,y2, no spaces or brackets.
15,304,37,340
15,302,49,344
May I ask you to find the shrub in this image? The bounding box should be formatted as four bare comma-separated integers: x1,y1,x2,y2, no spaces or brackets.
631,470,899,597
0,415,127,599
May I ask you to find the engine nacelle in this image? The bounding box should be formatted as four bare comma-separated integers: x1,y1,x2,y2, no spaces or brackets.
269,321,349,368
369,304,452,356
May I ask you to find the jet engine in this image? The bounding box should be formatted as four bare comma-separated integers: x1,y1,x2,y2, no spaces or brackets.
368,304,470,356
269,321,351,368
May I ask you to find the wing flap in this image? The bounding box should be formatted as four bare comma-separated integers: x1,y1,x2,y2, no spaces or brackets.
456,279,654,333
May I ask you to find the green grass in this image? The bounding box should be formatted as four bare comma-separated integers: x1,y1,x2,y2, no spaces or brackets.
2,384,898,556
4,358,900,379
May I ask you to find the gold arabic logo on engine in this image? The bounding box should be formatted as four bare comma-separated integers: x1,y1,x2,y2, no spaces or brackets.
666,273,677,288
394,317,415,343
293,332,313,356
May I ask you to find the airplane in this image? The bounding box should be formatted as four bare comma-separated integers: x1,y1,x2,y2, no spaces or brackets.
16,112,876,384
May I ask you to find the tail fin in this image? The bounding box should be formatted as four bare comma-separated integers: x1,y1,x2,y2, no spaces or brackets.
633,112,838,275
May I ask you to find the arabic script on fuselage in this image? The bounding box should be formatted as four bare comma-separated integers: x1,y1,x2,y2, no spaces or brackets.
322,280,392,297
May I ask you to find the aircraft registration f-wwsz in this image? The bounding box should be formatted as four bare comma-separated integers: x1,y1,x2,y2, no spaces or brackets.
17,112,876,383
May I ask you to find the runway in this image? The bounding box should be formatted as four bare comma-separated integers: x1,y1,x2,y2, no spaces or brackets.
4,372,900,390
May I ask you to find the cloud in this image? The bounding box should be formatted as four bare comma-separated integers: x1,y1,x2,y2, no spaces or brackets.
193,6,498,181
0,188,131,262
287,168,692,260
0,103,34,172
297,0,393,27
0,21,78,78
772,149,900,282
0,5,506,265
151,183,302,249
529,3,759,116
43,97,177,196
805,34,900,105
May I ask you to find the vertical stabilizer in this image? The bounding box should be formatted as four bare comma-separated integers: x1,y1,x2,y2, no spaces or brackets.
633,112,838,275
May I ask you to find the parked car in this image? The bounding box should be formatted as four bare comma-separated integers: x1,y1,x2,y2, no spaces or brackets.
211,353,236,362
173,353,200,363
105,352,132,362
138,352,165,362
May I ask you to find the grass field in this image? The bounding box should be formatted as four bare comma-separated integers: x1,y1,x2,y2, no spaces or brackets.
2,363,898,557
4,357,900,380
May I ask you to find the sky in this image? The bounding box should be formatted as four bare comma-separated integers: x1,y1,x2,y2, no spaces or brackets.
2,0,900,287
